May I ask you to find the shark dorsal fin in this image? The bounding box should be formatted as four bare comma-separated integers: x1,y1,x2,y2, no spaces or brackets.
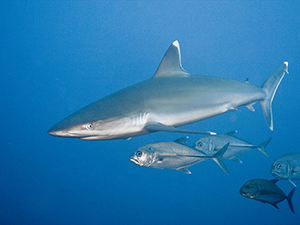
153,40,190,78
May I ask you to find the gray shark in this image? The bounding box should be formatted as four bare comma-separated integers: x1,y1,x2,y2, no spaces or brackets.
48,41,288,140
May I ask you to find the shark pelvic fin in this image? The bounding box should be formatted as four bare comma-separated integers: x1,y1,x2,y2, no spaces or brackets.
153,40,190,78
145,122,217,135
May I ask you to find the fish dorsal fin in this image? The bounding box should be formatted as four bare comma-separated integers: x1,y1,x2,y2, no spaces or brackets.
270,179,279,184
153,40,190,78
174,136,189,145
225,130,237,136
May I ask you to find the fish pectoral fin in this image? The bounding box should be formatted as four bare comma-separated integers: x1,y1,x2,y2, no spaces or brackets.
289,179,297,187
177,168,191,174
145,122,217,135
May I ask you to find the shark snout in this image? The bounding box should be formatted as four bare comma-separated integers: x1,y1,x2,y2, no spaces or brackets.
48,126,67,137
48,121,74,137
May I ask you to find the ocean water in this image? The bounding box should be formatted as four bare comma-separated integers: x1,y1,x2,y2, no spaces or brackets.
1,1,300,224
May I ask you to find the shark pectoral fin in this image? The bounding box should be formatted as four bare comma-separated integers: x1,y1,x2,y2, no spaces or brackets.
145,122,217,135
246,102,256,111
177,168,191,174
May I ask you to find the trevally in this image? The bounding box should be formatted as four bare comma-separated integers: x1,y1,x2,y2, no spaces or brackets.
240,179,296,213
130,138,229,175
271,153,300,187
193,131,272,163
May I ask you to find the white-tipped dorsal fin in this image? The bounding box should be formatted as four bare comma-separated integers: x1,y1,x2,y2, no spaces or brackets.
153,40,190,78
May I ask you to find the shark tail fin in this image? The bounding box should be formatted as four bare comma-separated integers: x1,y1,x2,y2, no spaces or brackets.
287,187,296,214
260,62,288,130
257,137,272,157
211,142,230,175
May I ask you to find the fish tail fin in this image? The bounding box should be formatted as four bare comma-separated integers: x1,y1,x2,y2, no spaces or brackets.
211,142,230,175
260,62,288,130
257,137,272,157
287,187,296,214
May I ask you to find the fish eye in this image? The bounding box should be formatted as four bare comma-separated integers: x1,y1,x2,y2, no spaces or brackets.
86,123,94,131
277,164,282,169
136,151,142,157
196,142,203,148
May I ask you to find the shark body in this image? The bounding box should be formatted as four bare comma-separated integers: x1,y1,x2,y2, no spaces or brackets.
48,41,288,140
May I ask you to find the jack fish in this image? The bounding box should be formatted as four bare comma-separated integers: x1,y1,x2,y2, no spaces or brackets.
240,179,296,213
130,138,229,174
194,131,272,163
271,153,300,187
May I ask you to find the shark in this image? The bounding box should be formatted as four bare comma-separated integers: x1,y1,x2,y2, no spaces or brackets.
48,41,288,140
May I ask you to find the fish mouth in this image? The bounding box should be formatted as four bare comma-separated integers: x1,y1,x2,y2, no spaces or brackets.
239,190,250,198
129,157,139,164
270,170,281,178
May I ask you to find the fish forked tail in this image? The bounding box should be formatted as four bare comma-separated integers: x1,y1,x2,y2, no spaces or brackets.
286,187,296,214
211,142,230,175
260,62,288,131
257,137,272,157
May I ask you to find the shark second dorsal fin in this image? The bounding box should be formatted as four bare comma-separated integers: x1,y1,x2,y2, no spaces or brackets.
153,40,190,78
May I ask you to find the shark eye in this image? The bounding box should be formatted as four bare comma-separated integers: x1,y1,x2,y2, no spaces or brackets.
136,151,142,157
196,142,203,148
86,123,94,131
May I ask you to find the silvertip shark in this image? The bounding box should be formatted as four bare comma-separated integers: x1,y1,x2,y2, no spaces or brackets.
48,40,288,140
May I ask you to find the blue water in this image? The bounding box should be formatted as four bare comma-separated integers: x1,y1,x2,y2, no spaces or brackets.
1,1,300,224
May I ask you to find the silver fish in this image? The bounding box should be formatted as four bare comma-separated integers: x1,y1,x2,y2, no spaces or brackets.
130,138,229,175
240,179,296,213
194,131,272,163
271,153,300,187
48,40,288,140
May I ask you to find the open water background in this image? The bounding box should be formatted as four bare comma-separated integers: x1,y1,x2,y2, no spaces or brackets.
1,1,300,224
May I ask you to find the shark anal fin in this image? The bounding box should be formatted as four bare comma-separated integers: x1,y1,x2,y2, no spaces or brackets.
246,102,256,111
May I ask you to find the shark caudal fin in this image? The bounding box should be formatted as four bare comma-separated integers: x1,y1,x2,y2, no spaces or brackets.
260,62,288,130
